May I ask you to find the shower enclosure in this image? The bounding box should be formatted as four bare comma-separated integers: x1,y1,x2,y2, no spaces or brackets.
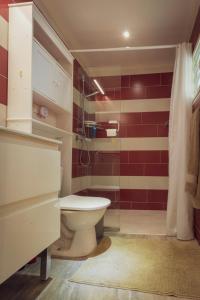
76,74,121,233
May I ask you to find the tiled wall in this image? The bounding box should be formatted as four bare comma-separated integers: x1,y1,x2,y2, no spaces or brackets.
89,73,171,210
190,6,200,243
72,60,94,193
72,69,172,210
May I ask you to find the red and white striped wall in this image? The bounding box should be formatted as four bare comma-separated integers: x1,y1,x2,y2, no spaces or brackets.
72,68,172,210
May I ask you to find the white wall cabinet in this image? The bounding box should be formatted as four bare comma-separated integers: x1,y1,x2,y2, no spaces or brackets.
7,2,74,137
32,40,72,111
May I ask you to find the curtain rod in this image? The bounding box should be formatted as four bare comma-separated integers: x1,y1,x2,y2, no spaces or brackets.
70,44,178,53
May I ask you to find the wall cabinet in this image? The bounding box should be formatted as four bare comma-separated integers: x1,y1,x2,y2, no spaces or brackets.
32,40,72,112
7,2,74,138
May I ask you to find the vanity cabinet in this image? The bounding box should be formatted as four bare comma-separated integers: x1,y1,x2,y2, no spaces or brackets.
0,127,61,284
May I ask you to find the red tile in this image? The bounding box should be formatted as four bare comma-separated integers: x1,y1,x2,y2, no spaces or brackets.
126,125,158,137
121,75,130,87
120,164,144,176
76,189,88,196
88,113,95,121
94,76,121,89
146,86,171,98
130,73,161,87
161,73,173,85
120,152,129,163
109,202,120,209
157,125,169,137
147,190,168,203
0,75,7,105
144,164,168,176
120,189,148,202
162,202,167,210
131,202,151,210
72,148,79,163
120,112,141,124
119,202,131,209
114,88,122,100
112,164,120,175
161,151,169,163
141,111,169,124
73,118,81,134
0,1,9,21
72,164,78,178
0,46,8,77
73,103,79,119
92,164,113,176
119,125,127,137
121,86,146,100
145,202,164,210
95,151,120,164
129,151,161,163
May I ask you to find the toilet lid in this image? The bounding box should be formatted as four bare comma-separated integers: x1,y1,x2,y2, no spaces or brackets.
59,195,111,211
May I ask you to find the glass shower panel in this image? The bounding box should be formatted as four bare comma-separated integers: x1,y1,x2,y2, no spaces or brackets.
88,109,121,233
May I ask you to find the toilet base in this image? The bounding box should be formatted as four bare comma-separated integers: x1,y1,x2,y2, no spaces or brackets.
52,226,97,258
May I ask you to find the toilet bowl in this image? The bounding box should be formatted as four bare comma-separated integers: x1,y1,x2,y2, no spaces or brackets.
51,195,110,257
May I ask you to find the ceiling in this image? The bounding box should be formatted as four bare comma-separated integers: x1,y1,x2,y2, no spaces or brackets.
34,0,200,76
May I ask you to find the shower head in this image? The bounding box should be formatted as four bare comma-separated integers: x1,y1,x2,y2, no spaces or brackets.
85,91,100,98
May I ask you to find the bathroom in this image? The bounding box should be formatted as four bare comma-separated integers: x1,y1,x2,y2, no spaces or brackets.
0,0,200,299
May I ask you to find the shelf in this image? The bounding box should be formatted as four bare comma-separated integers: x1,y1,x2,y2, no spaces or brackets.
33,90,72,115
0,126,62,145
32,119,72,138
88,185,120,191
95,111,120,114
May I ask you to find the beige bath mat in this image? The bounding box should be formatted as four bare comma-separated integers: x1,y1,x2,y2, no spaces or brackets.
70,236,200,299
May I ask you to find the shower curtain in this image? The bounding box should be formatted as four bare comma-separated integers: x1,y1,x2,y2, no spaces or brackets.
166,43,194,240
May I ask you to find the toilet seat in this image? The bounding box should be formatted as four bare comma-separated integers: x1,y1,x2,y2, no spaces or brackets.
59,195,110,211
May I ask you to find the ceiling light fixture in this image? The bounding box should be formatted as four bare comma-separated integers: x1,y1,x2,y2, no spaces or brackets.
93,79,105,95
123,30,130,39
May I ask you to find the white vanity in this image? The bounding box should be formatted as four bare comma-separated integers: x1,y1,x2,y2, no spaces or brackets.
0,127,61,284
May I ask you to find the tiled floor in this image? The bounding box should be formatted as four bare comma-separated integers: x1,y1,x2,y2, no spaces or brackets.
0,210,181,300
104,209,167,235
3,238,190,300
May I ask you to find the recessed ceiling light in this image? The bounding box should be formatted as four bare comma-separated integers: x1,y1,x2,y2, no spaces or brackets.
123,31,130,39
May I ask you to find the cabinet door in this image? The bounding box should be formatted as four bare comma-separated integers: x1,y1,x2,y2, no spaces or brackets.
32,41,72,112
32,41,53,101
52,65,72,111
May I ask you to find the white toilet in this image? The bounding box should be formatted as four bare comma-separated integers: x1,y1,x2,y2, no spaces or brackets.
51,195,110,257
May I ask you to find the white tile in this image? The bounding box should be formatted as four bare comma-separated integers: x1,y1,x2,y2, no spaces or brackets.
91,176,120,187
121,99,170,113
73,87,94,114
71,176,91,193
91,138,121,151
120,176,168,190
0,104,7,126
0,16,8,50
121,137,168,150
94,100,121,113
